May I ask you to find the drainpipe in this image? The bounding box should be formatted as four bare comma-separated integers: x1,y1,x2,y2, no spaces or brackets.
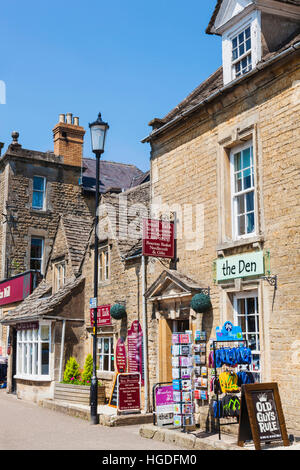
59,320,66,382
142,255,149,412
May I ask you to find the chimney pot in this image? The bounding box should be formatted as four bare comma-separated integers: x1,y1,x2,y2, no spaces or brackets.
59,114,65,123
73,116,79,126
66,113,73,124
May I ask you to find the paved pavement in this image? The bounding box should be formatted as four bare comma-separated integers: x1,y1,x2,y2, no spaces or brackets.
0,389,182,451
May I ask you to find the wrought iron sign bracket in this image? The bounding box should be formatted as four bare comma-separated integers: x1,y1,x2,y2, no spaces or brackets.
261,275,277,290
199,287,210,296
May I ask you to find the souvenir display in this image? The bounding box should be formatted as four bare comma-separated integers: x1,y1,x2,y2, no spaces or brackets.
193,330,208,403
171,331,194,429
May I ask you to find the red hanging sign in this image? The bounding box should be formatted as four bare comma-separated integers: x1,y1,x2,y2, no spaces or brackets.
90,304,111,326
142,218,175,259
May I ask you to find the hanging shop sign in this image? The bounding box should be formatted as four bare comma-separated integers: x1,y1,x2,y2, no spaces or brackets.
117,373,141,412
90,304,111,327
216,321,243,341
116,337,127,373
155,384,174,426
0,271,33,307
142,218,174,259
216,251,264,282
127,320,144,384
238,383,290,450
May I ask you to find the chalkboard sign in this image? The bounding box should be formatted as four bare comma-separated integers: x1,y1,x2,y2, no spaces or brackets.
238,383,290,450
108,373,119,408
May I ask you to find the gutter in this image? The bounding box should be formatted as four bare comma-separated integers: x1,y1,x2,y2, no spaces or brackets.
141,41,300,143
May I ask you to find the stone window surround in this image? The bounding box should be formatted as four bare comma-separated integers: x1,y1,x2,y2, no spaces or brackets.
217,116,264,254
25,228,52,277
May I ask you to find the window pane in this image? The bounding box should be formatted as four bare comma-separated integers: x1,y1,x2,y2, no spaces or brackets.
239,43,245,56
235,172,243,192
242,147,251,169
33,343,38,375
246,38,251,51
33,177,45,191
243,168,252,189
234,152,241,171
31,238,43,258
246,212,255,234
237,194,245,215
30,259,42,271
246,191,254,212
245,27,251,39
32,191,44,209
238,214,245,235
41,325,49,341
232,37,237,49
41,343,49,375
238,32,244,44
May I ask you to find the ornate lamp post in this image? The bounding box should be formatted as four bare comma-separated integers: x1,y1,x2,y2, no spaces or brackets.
89,112,109,425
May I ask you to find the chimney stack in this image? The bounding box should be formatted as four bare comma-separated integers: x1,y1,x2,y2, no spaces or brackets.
53,113,85,167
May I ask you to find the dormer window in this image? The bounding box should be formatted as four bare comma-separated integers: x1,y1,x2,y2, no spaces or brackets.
231,25,252,78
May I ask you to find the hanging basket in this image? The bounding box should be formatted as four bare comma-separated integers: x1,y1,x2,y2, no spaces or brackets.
110,303,127,320
190,292,212,313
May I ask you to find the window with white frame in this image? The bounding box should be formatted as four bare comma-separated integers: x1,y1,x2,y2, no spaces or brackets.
231,25,252,79
16,322,51,379
55,261,66,291
97,336,114,372
30,237,44,273
32,176,46,210
234,292,261,382
99,247,109,282
231,143,255,239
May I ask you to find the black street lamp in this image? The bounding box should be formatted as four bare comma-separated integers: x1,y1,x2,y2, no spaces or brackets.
89,112,109,425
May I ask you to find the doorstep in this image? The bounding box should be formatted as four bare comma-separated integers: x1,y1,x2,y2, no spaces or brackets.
139,424,300,451
39,399,153,427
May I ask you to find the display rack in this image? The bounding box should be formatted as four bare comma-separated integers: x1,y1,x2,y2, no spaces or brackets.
212,339,249,440
171,331,194,433
193,331,208,404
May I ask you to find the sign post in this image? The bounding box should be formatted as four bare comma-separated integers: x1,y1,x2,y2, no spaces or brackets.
238,383,290,450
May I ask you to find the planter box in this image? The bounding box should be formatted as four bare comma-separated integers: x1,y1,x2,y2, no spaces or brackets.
54,382,106,405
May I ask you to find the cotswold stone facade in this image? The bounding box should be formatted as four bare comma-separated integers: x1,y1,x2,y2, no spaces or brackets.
142,1,300,435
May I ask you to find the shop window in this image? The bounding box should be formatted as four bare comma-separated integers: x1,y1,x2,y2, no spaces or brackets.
54,262,66,292
16,322,51,380
97,336,114,372
30,237,44,273
234,292,260,382
99,247,109,282
32,176,46,210
230,143,255,240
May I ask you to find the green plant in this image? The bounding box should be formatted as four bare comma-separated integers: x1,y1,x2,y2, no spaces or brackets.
82,354,93,385
63,356,80,383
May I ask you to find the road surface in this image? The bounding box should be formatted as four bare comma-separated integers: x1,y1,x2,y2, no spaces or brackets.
0,389,182,451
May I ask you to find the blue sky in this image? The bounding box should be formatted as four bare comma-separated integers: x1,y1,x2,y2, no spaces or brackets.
0,1,221,172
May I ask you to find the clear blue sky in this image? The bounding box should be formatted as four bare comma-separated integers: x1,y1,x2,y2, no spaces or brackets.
0,0,221,172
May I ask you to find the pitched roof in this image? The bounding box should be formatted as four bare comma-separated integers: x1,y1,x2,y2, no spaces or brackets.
143,27,300,138
0,276,85,324
81,158,148,193
87,181,150,260
206,0,300,35
62,215,93,272
145,268,207,299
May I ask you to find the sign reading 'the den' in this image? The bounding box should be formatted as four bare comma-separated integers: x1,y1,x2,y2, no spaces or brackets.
216,251,264,282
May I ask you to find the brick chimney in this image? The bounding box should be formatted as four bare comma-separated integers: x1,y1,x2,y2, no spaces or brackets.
53,113,85,167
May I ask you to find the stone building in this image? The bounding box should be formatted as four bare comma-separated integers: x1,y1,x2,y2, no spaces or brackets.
0,112,148,394
141,0,300,436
